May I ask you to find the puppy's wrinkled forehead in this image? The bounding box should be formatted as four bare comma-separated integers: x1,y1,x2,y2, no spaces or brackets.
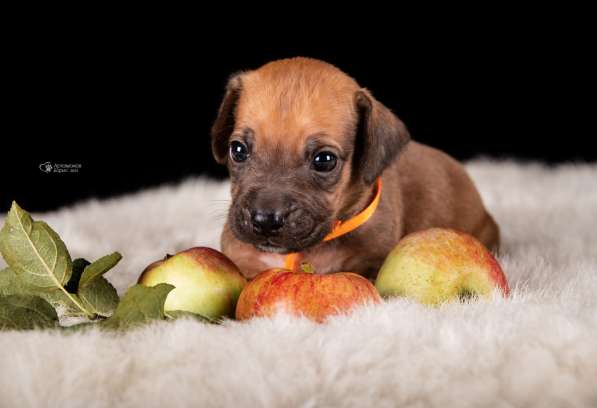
235,59,360,152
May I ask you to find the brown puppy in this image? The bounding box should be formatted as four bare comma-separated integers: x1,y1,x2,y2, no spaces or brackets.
211,57,499,279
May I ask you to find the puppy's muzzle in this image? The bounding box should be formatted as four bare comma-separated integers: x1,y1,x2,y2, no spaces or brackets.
230,187,329,252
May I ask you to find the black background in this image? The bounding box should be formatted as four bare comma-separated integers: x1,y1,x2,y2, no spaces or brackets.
2,16,593,212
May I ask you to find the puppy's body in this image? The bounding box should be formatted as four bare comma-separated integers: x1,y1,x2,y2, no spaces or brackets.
212,58,499,280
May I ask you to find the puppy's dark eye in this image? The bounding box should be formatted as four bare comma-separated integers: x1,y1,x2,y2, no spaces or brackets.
312,151,337,172
230,141,249,163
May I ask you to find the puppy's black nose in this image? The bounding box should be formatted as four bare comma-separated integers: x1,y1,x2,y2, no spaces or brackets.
250,209,285,235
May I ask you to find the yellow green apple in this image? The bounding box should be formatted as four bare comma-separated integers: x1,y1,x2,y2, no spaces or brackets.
375,228,510,305
138,247,247,319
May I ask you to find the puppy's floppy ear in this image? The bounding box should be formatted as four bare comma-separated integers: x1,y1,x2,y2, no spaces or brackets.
353,89,411,184
211,73,244,164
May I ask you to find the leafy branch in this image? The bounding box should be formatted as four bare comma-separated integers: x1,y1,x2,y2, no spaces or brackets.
0,202,216,331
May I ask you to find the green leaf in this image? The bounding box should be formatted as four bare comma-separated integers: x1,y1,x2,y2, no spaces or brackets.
61,255,122,317
0,268,10,290
0,294,58,330
0,267,25,295
0,201,72,289
79,277,119,317
75,253,121,317
79,252,121,287
101,283,174,330
42,290,88,317
165,310,220,324
0,203,96,319
0,267,86,317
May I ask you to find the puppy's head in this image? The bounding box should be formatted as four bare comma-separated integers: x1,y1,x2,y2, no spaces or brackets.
211,57,410,254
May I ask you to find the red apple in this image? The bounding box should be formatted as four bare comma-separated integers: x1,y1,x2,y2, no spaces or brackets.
235,267,381,323
375,228,510,305
138,247,247,319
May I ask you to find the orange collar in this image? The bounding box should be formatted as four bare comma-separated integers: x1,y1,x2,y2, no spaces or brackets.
284,177,382,270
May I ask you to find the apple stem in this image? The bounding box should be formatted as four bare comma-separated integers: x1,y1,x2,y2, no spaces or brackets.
300,262,315,274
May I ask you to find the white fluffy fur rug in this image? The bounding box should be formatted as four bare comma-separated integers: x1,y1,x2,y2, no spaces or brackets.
1,160,596,407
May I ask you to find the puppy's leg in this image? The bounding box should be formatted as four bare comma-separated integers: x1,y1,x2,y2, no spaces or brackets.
474,212,500,252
